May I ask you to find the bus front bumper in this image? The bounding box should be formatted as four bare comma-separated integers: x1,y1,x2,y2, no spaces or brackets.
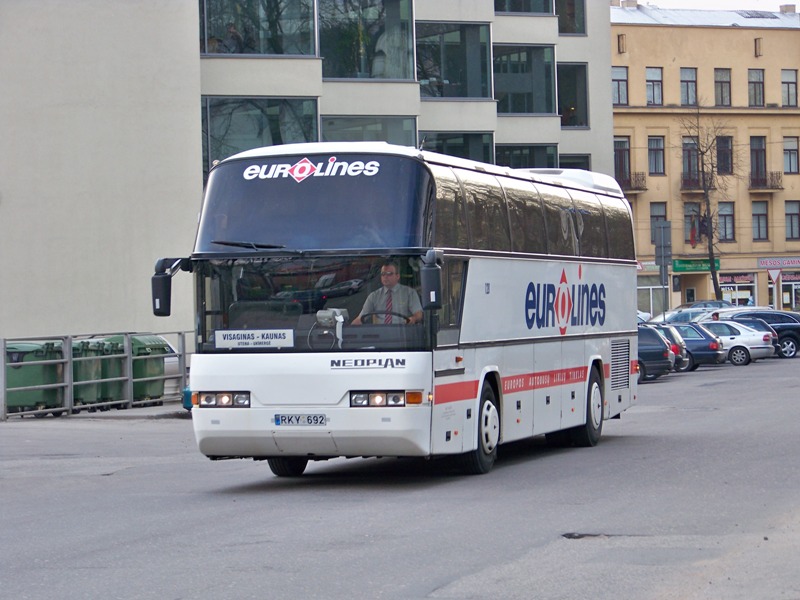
193,405,433,459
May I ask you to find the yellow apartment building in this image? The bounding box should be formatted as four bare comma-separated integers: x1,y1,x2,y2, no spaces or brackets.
611,1,800,315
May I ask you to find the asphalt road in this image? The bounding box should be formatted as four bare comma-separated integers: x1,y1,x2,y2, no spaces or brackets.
2,358,800,600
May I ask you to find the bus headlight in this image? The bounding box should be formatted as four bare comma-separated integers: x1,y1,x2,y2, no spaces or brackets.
197,392,250,408
350,391,415,407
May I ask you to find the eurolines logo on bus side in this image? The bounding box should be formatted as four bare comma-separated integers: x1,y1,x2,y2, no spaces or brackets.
525,265,606,335
242,156,381,183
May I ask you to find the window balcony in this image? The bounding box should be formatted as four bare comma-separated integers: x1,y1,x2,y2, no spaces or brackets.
749,171,783,190
617,172,647,194
681,172,716,191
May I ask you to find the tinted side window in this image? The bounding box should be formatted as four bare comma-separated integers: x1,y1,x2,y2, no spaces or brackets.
502,177,547,253
601,195,636,259
455,169,512,251
431,164,468,248
568,189,608,258
537,183,578,256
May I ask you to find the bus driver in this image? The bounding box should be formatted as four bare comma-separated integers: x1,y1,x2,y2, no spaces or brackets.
352,260,423,325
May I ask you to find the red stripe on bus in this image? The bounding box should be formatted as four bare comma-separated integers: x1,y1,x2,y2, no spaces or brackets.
434,380,480,405
434,365,606,405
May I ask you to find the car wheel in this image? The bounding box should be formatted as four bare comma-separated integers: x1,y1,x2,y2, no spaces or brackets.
779,337,798,359
728,346,750,366
676,353,694,373
638,361,647,383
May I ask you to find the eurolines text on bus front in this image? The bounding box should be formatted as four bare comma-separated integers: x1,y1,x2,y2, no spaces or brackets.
242,156,381,183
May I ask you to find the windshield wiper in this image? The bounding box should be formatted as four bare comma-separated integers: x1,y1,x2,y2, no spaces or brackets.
211,240,286,250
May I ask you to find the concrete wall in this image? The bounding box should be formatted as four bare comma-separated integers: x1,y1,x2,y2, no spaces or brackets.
0,0,200,337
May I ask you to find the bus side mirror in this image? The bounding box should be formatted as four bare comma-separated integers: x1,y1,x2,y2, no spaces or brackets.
152,273,172,316
420,262,442,310
151,257,190,317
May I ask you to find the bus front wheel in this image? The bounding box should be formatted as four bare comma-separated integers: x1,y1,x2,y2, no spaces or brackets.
460,384,500,475
267,457,308,477
570,367,603,447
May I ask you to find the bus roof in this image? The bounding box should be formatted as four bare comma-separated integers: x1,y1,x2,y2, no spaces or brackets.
222,142,625,199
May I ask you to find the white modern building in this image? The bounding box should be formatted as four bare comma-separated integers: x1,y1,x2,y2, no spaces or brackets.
1,0,612,338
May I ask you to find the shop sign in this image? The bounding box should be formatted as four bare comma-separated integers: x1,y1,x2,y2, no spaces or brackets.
719,272,754,284
672,258,720,272
757,257,800,269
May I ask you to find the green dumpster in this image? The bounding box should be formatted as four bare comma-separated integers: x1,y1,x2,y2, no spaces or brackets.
104,335,170,400
70,340,102,406
5,342,63,412
98,340,125,402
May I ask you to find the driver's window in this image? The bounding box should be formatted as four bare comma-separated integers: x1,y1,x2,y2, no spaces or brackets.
437,258,467,345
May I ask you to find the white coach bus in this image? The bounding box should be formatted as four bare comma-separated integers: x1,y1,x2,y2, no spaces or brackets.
152,142,638,476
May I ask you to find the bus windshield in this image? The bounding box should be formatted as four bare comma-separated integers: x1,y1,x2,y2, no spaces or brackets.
195,254,432,353
195,154,432,253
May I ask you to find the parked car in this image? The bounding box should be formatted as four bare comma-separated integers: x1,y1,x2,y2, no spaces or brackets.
675,300,734,310
646,322,688,371
701,320,775,366
670,322,726,372
698,309,800,358
637,325,674,382
321,279,364,298
650,307,712,324
726,316,780,357
272,288,328,313
637,309,652,322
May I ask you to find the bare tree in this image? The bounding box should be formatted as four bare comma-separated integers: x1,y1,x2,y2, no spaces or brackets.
676,105,742,300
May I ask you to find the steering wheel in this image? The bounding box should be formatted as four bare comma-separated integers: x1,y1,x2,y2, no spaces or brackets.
359,311,410,324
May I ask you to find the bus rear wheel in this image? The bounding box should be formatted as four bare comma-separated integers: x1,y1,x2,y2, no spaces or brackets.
267,457,308,477
460,384,499,475
570,367,603,447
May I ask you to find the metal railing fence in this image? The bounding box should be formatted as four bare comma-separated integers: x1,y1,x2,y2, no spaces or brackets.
1,331,191,421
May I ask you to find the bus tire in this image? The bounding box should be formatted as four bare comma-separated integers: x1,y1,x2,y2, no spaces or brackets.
267,457,308,477
460,384,500,475
570,367,603,447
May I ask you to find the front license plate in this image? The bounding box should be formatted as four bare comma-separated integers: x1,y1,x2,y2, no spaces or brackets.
274,414,327,426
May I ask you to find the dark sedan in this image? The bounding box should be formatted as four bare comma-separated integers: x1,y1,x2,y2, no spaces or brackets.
671,322,726,372
637,325,674,382
647,322,689,371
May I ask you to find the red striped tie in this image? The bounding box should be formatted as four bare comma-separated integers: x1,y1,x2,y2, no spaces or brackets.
385,290,393,324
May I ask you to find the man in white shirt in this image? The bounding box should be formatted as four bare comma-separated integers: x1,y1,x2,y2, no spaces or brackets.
352,260,423,325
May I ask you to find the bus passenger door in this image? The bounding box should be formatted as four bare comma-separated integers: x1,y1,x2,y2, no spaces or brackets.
532,341,562,436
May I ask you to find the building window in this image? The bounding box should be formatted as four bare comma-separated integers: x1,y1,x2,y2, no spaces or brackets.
748,69,765,107
783,69,798,107
495,0,553,13
496,144,557,168
786,201,800,240
416,23,491,98
612,66,628,106
648,137,665,175
680,67,697,106
649,202,666,243
646,67,663,106
494,45,556,114
751,136,767,186
559,154,591,170
682,136,700,188
614,137,631,186
785,137,799,174
321,116,415,145
199,0,315,55
714,68,731,107
752,201,768,241
201,97,318,181
319,0,413,79
419,132,493,163
556,0,585,34
558,63,588,127
717,136,733,175
718,202,735,242
684,202,701,245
